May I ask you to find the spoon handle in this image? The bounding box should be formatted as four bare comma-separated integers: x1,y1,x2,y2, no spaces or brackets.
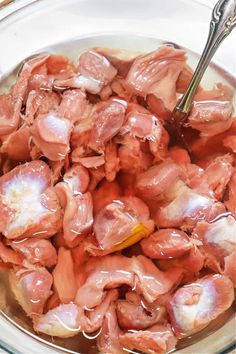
176,0,236,114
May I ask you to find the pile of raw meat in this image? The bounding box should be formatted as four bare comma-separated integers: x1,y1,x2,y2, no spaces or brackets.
0,45,235,354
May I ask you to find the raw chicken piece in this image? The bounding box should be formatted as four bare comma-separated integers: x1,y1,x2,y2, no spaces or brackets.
118,134,153,174
73,155,105,168
0,241,23,265
0,161,62,239
54,51,117,94
189,119,236,162
93,180,121,215
223,120,236,153
33,303,80,338
0,55,49,137
104,140,120,182
126,46,186,110
0,94,21,137
194,83,234,102
188,100,233,136
95,47,137,77
44,54,75,78
88,98,127,153
168,274,234,338
28,74,54,91
63,164,90,194
31,111,73,161
25,90,60,125
58,89,87,124
119,324,177,354
10,267,53,315
34,290,118,337
158,247,204,284
0,125,31,162
146,94,172,122
77,289,118,333
97,303,124,354
141,229,194,259
223,250,236,287
53,247,77,303
176,63,194,93
55,183,93,247
181,163,207,192
93,196,154,251
75,255,182,309
134,255,182,303
9,238,57,267
70,104,93,159
116,292,166,330
155,183,225,230
225,169,236,216
75,255,134,309
135,160,181,200
111,77,133,100
193,214,236,281
88,166,105,192
120,107,169,161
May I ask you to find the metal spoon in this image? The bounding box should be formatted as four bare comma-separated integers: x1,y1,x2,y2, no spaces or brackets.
171,0,236,150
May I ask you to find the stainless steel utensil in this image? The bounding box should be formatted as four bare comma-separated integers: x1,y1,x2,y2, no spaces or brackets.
171,0,236,147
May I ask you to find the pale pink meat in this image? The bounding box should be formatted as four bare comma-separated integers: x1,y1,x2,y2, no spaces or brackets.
223,250,236,287
63,164,90,194
31,112,73,161
24,90,60,125
76,289,119,333
158,247,204,284
75,255,182,309
119,324,177,354
168,275,234,338
188,100,233,136
135,160,181,200
33,303,81,338
0,125,31,162
58,89,87,123
193,214,236,283
116,292,166,330
126,46,186,110
97,303,124,354
73,155,105,169
95,47,137,76
9,238,57,267
0,241,23,265
93,196,154,250
194,83,234,102
141,229,193,259
118,134,153,174
53,247,77,303
10,267,53,315
0,161,62,239
55,183,93,247
155,183,225,230
88,98,127,153
0,55,49,137
120,108,169,161
225,169,236,216
54,50,117,94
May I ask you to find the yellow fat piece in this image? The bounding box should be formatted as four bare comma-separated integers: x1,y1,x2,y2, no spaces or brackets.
111,223,150,252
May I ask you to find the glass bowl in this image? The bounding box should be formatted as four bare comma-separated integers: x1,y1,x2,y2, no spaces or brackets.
0,0,235,353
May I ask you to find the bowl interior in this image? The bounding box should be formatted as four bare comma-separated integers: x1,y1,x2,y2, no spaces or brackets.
0,32,235,354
